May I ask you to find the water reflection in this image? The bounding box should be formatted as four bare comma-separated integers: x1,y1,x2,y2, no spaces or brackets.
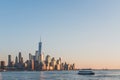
40,72,45,80
1,70,120,80
0,73,2,80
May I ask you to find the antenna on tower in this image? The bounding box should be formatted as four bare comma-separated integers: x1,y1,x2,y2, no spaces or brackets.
40,36,41,42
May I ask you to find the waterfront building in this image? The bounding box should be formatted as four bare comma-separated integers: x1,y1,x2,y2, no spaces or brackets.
56,59,61,65
14,56,18,68
18,52,22,63
51,57,56,69
61,63,65,70
59,57,61,64
29,53,32,60
39,53,44,63
15,56,18,64
72,64,75,70
45,55,51,70
8,55,11,67
55,64,61,70
46,55,51,64
21,57,23,64
31,60,34,70
35,51,39,61
17,52,24,70
39,61,46,70
25,60,30,70
0,61,5,69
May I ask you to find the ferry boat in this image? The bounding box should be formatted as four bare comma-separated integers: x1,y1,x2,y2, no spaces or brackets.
78,69,95,75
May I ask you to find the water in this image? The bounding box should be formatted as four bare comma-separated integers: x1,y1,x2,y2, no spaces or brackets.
1,70,120,80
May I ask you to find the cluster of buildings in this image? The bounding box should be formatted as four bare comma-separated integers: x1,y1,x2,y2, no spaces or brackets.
0,41,75,71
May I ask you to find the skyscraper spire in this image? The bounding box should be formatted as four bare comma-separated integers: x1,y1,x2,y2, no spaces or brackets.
40,36,41,42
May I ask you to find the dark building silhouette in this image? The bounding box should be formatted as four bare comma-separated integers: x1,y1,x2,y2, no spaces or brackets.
18,52,22,63
8,55,11,67
38,41,42,55
0,61,5,69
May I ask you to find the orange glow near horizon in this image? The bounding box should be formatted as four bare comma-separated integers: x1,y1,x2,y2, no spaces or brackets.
74,61,120,69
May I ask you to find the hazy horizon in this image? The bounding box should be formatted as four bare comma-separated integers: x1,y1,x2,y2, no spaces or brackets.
0,0,120,69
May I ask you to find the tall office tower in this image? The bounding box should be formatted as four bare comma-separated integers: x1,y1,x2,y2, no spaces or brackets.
19,52,22,63
35,51,39,61
8,55,11,66
38,40,44,63
29,53,32,60
15,56,18,64
38,41,42,55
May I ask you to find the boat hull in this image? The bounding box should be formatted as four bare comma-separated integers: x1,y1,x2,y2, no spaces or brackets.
78,72,95,75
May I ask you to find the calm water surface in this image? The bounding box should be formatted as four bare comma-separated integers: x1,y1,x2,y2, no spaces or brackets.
1,70,120,80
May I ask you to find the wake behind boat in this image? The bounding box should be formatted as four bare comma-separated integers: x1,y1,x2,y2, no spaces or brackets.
78,69,95,75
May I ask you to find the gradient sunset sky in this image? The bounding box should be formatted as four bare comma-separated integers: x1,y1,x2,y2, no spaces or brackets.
0,0,120,69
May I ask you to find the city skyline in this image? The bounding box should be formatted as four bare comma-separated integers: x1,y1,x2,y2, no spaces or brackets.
0,40,75,71
1,0,120,69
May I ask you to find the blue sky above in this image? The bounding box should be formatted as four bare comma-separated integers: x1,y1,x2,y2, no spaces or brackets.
0,0,120,69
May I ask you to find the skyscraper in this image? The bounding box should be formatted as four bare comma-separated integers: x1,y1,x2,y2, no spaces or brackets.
37,39,44,63
19,52,22,63
15,56,18,67
35,51,39,61
15,56,18,64
38,41,42,55
8,55,11,67
29,53,32,60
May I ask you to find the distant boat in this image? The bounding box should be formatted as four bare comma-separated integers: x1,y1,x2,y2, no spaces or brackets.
78,69,95,75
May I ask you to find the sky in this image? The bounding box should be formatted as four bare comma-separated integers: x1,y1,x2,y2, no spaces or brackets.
0,0,120,69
